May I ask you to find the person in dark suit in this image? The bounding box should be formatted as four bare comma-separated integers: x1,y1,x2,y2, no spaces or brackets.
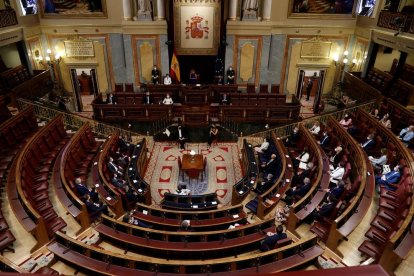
310,194,337,223
254,174,274,194
285,177,311,204
123,211,151,228
176,125,188,150
226,66,235,84
285,127,300,147
108,157,124,175
324,180,345,199
260,225,287,251
260,154,279,178
106,93,117,104
75,178,98,202
111,174,126,188
318,131,330,150
292,162,313,186
151,65,160,84
84,194,109,216
361,133,375,151
375,165,402,191
220,93,231,105
305,78,313,101
189,69,198,84
143,91,153,104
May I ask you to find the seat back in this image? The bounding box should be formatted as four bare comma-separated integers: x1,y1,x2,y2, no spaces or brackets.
115,83,124,92
276,237,292,248
247,83,255,93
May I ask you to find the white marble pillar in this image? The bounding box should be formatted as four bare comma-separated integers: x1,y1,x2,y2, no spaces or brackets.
229,0,238,20
262,0,272,21
123,0,132,20
157,0,165,20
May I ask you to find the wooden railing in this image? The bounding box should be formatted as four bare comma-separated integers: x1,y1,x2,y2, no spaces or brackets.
377,10,414,35
0,9,18,28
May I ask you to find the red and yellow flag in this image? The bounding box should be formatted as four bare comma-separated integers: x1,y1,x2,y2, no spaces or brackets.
169,50,181,83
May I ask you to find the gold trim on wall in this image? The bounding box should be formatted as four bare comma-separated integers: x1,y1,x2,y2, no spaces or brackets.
131,35,161,86
26,36,43,71
234,36,262,87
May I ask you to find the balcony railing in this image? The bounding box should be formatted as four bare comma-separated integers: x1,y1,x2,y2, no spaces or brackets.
377,10,414,35
0,9,18,28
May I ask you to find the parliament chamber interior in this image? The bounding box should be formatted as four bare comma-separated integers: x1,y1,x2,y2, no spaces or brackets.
2,0,414,275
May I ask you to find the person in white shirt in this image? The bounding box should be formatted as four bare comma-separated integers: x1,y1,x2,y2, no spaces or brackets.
254,138,269,154
295,148,310,170
162,93,173,105
329,162,345,186
309,121,320,135
163,74,172,85
176,184,190,195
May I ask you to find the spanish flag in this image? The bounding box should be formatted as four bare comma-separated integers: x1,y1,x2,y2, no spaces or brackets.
169,50,181,83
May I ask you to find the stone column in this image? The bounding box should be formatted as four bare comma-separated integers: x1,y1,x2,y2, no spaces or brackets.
157,0,165,20
229,0,238,20
123,0,132,20
262,0,271,21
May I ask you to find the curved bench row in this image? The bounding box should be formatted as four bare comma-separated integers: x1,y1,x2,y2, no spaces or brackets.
133,202,246,231
48,231,322,275
96,215,275,260
231,139,259,205
7,115,68,252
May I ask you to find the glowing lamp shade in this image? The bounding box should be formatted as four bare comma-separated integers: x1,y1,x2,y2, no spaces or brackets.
190,150,196,156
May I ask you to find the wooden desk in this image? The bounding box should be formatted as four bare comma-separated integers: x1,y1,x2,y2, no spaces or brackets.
181,154,203,179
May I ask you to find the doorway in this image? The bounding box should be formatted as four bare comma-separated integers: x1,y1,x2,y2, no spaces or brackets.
296,69,326,117
69,68,99,112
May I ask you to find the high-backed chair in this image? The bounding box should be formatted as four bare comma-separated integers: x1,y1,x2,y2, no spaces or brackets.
271,84,280,94
259,84,268,94
124,83,134,92
246,83,255,93
115,83,124,92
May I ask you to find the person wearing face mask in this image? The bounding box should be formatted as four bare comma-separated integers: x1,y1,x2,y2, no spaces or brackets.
375,165,402,191
151,65,160,84
318,131,330,150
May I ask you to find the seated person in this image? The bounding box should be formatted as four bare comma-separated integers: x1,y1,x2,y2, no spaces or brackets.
285,177,311,203
368,148,387,171
117,152,131,167
329,162,345,188
292,162,313,186
309,194,337,223
399,125,414,147
123,185,140,203
329,146,343,169
370,108,380,119
375,165,402,191
292,147,309,170
339,113,352,130
323,180,345,199
123,211,151,228
111,173,126,188
226,66,235,84
175,184,191,195
84,194,110,217
260,154,279,177
220,93,231,105
119,136,133,153
75,178,98,202
285,127,300,147
179,220,192,231
108,157,124,175
143,91,153,104
318,131,330,149
106,93,117,104
260,225,287,252
253,174,274,194
254,137,270,154
361,133,375,151
189,69,198,84
162,93,174,105
309,121,320,135
163,73,172,85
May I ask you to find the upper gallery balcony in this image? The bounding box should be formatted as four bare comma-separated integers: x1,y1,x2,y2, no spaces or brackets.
377,9,414,35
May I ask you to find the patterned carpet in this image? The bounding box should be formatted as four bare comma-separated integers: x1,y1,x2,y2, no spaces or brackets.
144,142,243,205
